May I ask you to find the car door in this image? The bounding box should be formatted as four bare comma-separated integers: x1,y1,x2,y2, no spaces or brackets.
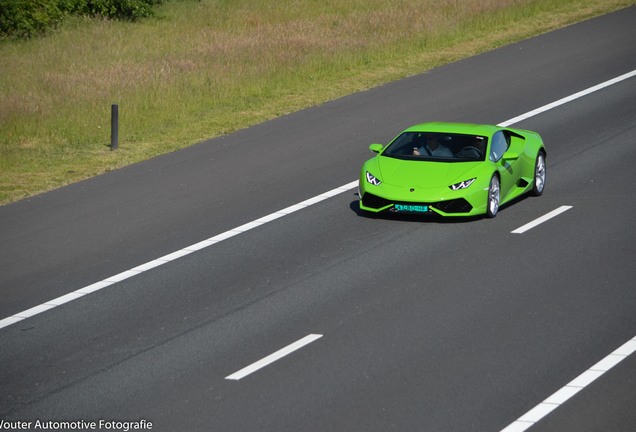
489,130,519,201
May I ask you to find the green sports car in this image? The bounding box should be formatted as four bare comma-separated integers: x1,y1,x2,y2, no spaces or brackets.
359,122,546,217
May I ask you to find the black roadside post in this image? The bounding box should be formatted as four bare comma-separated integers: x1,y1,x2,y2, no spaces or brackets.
111,104,119,150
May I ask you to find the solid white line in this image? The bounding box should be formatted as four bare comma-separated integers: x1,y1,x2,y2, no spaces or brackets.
225,334,323,380
1,70,634,331
0,181,355,331
497,70,636,127
511,206,573,234
500,336,636,432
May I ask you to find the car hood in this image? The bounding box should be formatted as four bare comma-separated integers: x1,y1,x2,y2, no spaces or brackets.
375,156,483,188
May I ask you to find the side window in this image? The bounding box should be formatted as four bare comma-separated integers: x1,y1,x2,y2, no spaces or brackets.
490,131,509,162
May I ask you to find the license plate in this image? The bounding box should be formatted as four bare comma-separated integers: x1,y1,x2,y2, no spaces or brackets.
392,204,429,213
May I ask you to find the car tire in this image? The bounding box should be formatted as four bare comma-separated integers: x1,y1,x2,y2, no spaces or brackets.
531,151,546,196
486,174,500,218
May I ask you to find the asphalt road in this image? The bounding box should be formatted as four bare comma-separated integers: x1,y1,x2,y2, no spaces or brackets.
1,6,635,432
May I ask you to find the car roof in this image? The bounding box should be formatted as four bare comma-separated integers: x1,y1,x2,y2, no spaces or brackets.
403,122,499,135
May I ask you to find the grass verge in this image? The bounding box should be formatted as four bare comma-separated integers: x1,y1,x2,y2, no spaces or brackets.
0,0,632,205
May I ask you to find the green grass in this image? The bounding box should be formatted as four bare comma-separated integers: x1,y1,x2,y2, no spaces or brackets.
0,0,632,205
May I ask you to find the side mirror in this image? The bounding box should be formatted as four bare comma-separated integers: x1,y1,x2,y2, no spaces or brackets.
503,135,524,161
369,143,384,153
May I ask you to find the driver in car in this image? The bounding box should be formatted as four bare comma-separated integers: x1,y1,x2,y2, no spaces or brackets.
413,134,453,157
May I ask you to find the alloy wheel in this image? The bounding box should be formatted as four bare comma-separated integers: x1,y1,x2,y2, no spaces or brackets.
487,175,500,218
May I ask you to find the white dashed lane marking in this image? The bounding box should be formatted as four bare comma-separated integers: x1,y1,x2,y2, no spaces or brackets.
225,334,323,381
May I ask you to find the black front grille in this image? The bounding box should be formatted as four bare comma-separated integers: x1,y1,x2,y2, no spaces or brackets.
431,198,473,213
361,192,392,209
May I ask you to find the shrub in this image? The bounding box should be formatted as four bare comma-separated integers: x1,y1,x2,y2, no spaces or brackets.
0,0,164,39
0,0,65,38
64,0,164,21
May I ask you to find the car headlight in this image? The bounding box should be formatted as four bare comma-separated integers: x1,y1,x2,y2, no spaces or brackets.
449,178,475,190
366,171,382,186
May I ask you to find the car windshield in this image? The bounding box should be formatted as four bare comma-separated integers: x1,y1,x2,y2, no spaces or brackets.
382,132,487,162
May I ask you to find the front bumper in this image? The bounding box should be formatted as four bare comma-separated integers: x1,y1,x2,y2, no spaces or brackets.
359,181,489,217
